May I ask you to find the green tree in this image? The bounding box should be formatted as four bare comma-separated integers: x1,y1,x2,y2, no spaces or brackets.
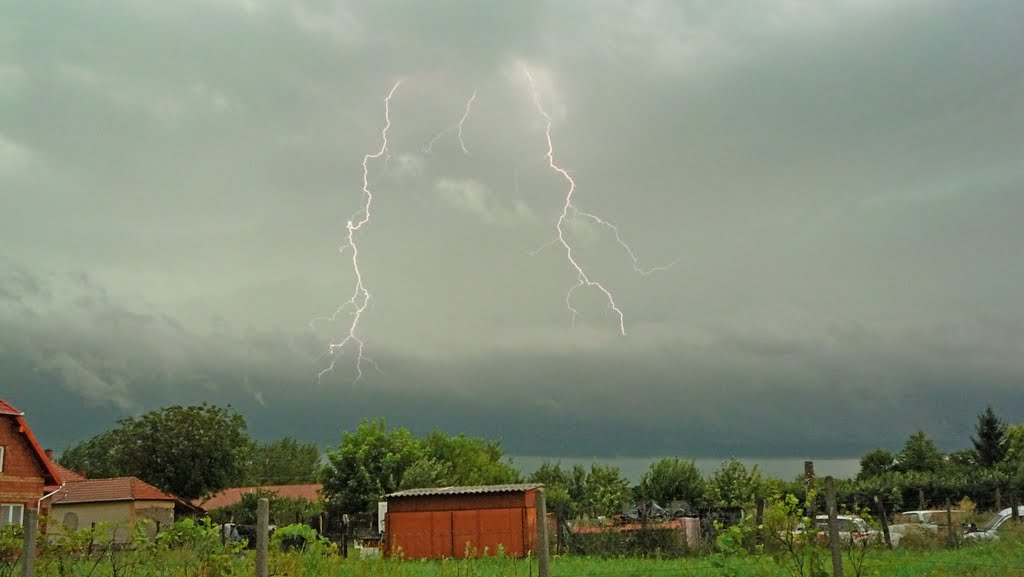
59,404,251,501
420,430,520,486
117,404,252,500
208,489,324,526
320,419,422,515
898,430,944,474
705,458,763,507
635,457,705,506
527,461,576,517
971,406,1007,468
247,437,321,485
399,457,454,489
580,463,632,518
58,429,129,479
856,448,897,480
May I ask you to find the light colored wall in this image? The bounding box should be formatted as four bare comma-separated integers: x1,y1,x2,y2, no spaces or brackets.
50,500,174,542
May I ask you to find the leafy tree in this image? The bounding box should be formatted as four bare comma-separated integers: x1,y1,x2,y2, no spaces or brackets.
420,430,520,486
320,419,422,515
208,489,324,526
705,458,763,507
898,430,944,474
580,463,632,518
246,437,321,485
117,404,252,500
1001,424,1024,478
58,429,129,479
59,404,251,500
635,457,705,506
399,457,454,489
971,406,1007,468
856,448,897,480
527,461,576,517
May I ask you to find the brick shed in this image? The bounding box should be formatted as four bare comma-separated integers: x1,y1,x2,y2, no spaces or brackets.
384,483,543,559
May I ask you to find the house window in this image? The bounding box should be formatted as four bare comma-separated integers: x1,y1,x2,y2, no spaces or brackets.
0,446,5,472
0,504,24,527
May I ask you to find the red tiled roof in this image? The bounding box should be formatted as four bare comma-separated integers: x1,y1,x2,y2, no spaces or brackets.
0,398,62,486
0,399,24,416
51,463,87,482
47,477,176,505
196,484,323,510
45,464,87,493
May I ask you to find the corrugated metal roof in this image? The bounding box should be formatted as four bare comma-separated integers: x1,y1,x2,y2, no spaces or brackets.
386,483,543,498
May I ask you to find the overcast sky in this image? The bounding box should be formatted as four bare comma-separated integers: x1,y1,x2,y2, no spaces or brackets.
2,1,1022,461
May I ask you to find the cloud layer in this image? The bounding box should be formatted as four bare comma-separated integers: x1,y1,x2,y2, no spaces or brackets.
2,1,1022,457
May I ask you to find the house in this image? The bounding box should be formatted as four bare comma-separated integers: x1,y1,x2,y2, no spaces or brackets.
0,399,62,526
195,483,323,513
42,476,202,542
383,483,544,559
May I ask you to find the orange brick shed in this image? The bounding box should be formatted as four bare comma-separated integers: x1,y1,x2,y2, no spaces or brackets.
384,483,543,559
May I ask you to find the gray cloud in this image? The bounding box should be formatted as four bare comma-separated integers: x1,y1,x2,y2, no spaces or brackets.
1,1,1022,458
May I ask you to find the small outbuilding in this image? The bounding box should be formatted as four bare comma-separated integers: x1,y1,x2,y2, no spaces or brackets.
383,483,543,559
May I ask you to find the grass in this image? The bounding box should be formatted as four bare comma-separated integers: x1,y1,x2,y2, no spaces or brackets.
6,522,1024,577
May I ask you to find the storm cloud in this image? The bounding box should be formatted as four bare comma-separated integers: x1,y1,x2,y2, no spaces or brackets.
2,1,1023,459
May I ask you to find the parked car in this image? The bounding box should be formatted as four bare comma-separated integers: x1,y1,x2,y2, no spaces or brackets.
792,515,880,545
964,506,1024,541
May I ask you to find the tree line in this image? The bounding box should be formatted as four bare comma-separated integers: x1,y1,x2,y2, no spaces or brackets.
58,404,1024,522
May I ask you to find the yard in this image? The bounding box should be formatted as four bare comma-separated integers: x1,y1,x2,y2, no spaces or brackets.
4,520,1023,577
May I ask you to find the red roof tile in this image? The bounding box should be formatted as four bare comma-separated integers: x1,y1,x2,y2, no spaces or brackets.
48,477,175,504
51,463,87,482
196,484,323,510
0,399,23,416
45,464,87,493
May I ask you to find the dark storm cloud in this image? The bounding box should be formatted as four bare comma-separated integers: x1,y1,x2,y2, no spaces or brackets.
2,1,1023,458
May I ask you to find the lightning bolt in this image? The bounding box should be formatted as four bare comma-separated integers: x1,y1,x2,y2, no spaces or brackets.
524,66,671,335
422,90,477,155
315,81,401,382
456,89,477,154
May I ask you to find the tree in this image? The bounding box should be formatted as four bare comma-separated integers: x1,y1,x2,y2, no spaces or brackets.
419,430,520,486
580,463,632,518
117,404,252,500
898,430,944,474
856,448,898,480
971,406,1007,468
527,461,575,517
58,429,129,479
247,437,321,485
208,489,325,526
59,404,252,501
705,459,763,507
321,419,422,516
635,457,705,506
399,457,454,489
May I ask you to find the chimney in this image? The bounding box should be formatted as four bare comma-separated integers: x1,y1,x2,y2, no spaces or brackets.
45,449,54,460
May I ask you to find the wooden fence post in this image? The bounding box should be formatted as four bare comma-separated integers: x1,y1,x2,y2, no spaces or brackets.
21,508,37,577
804,461,816,519
825,477,844,577
256,498,269,577
536,488,550,577
875,496,892,550
945,500,956,549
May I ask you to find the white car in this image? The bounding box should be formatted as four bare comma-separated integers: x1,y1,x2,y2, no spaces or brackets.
964,506,1024,541
792,515,880,545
